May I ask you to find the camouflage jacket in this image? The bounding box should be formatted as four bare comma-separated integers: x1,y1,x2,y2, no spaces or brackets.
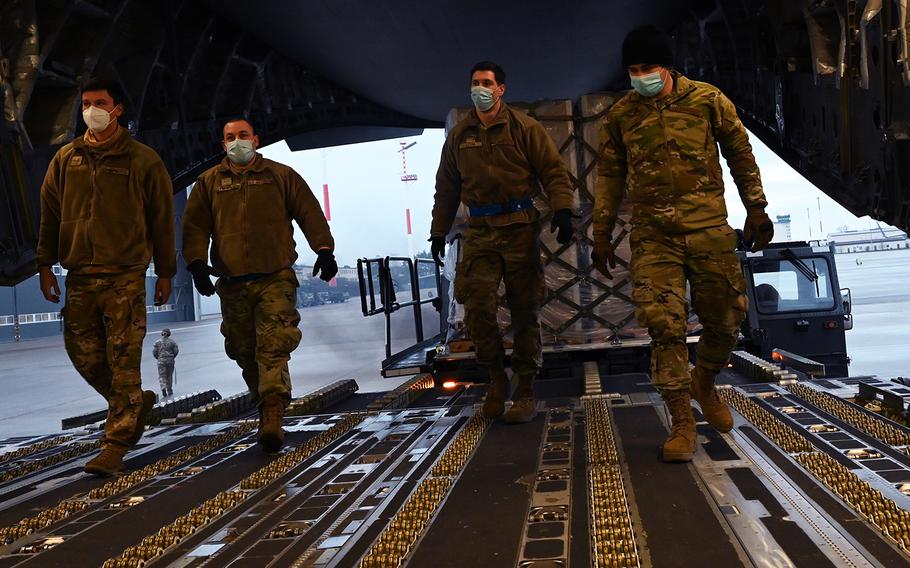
431,104,575,236
593,72,768,237
183,155,334,278
153,337,179,362
37,127,177,277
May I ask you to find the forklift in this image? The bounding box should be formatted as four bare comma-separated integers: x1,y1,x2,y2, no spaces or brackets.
738,240,852,377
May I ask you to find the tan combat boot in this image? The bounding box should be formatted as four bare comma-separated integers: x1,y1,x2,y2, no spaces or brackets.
503,374,536,424
482,370,509,418
662,390,697,462
690,366,733,433
84,447,126,476
128,390,158,447
258,396,286,453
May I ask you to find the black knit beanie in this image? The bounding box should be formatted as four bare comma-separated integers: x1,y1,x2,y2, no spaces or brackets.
622,25,673,67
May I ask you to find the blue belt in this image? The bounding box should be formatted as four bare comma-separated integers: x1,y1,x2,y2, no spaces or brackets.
468,197,534,217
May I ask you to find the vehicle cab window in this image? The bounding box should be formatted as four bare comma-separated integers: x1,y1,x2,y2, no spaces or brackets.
751,257,835,314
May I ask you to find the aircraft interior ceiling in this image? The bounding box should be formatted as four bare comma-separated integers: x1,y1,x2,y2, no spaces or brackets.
1,0,909,283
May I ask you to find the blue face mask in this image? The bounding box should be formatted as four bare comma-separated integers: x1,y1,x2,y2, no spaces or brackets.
630,70,665,97
470,86,496,111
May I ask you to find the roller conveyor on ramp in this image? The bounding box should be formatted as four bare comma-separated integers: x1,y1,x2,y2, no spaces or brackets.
1,363,909,567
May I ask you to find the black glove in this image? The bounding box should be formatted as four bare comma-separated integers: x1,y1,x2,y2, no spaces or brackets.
430,236,445,266
313,250,338,281
187,260,217,296
550,209,576,245
592,238,617,279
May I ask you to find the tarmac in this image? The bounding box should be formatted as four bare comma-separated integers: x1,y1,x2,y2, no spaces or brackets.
835,248,910,380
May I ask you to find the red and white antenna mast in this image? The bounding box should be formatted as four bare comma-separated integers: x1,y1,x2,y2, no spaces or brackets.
399,141,418,258
321,148,337,286
321,148,331,223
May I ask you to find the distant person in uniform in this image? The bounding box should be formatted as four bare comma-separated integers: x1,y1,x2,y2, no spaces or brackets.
152,328,179,398
430,61,576,424
182,118,337,453
592,26,773,462
37,77,175,475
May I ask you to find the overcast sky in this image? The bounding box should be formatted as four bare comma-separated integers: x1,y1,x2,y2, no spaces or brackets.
260,131,445,268
260,126,887,268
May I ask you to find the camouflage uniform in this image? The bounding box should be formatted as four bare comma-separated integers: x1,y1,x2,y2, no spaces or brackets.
183,155,332,404
594,72,767,391
38,127,176,450
152,334,179,396
215,269,300,403
454,224,547,376
63,270,148,448
432,104,574,382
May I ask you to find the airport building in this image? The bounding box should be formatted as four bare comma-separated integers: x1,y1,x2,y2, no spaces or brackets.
826,226,910,253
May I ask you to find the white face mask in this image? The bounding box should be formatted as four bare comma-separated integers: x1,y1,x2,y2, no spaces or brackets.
225,139,256,165
82,105,114,132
